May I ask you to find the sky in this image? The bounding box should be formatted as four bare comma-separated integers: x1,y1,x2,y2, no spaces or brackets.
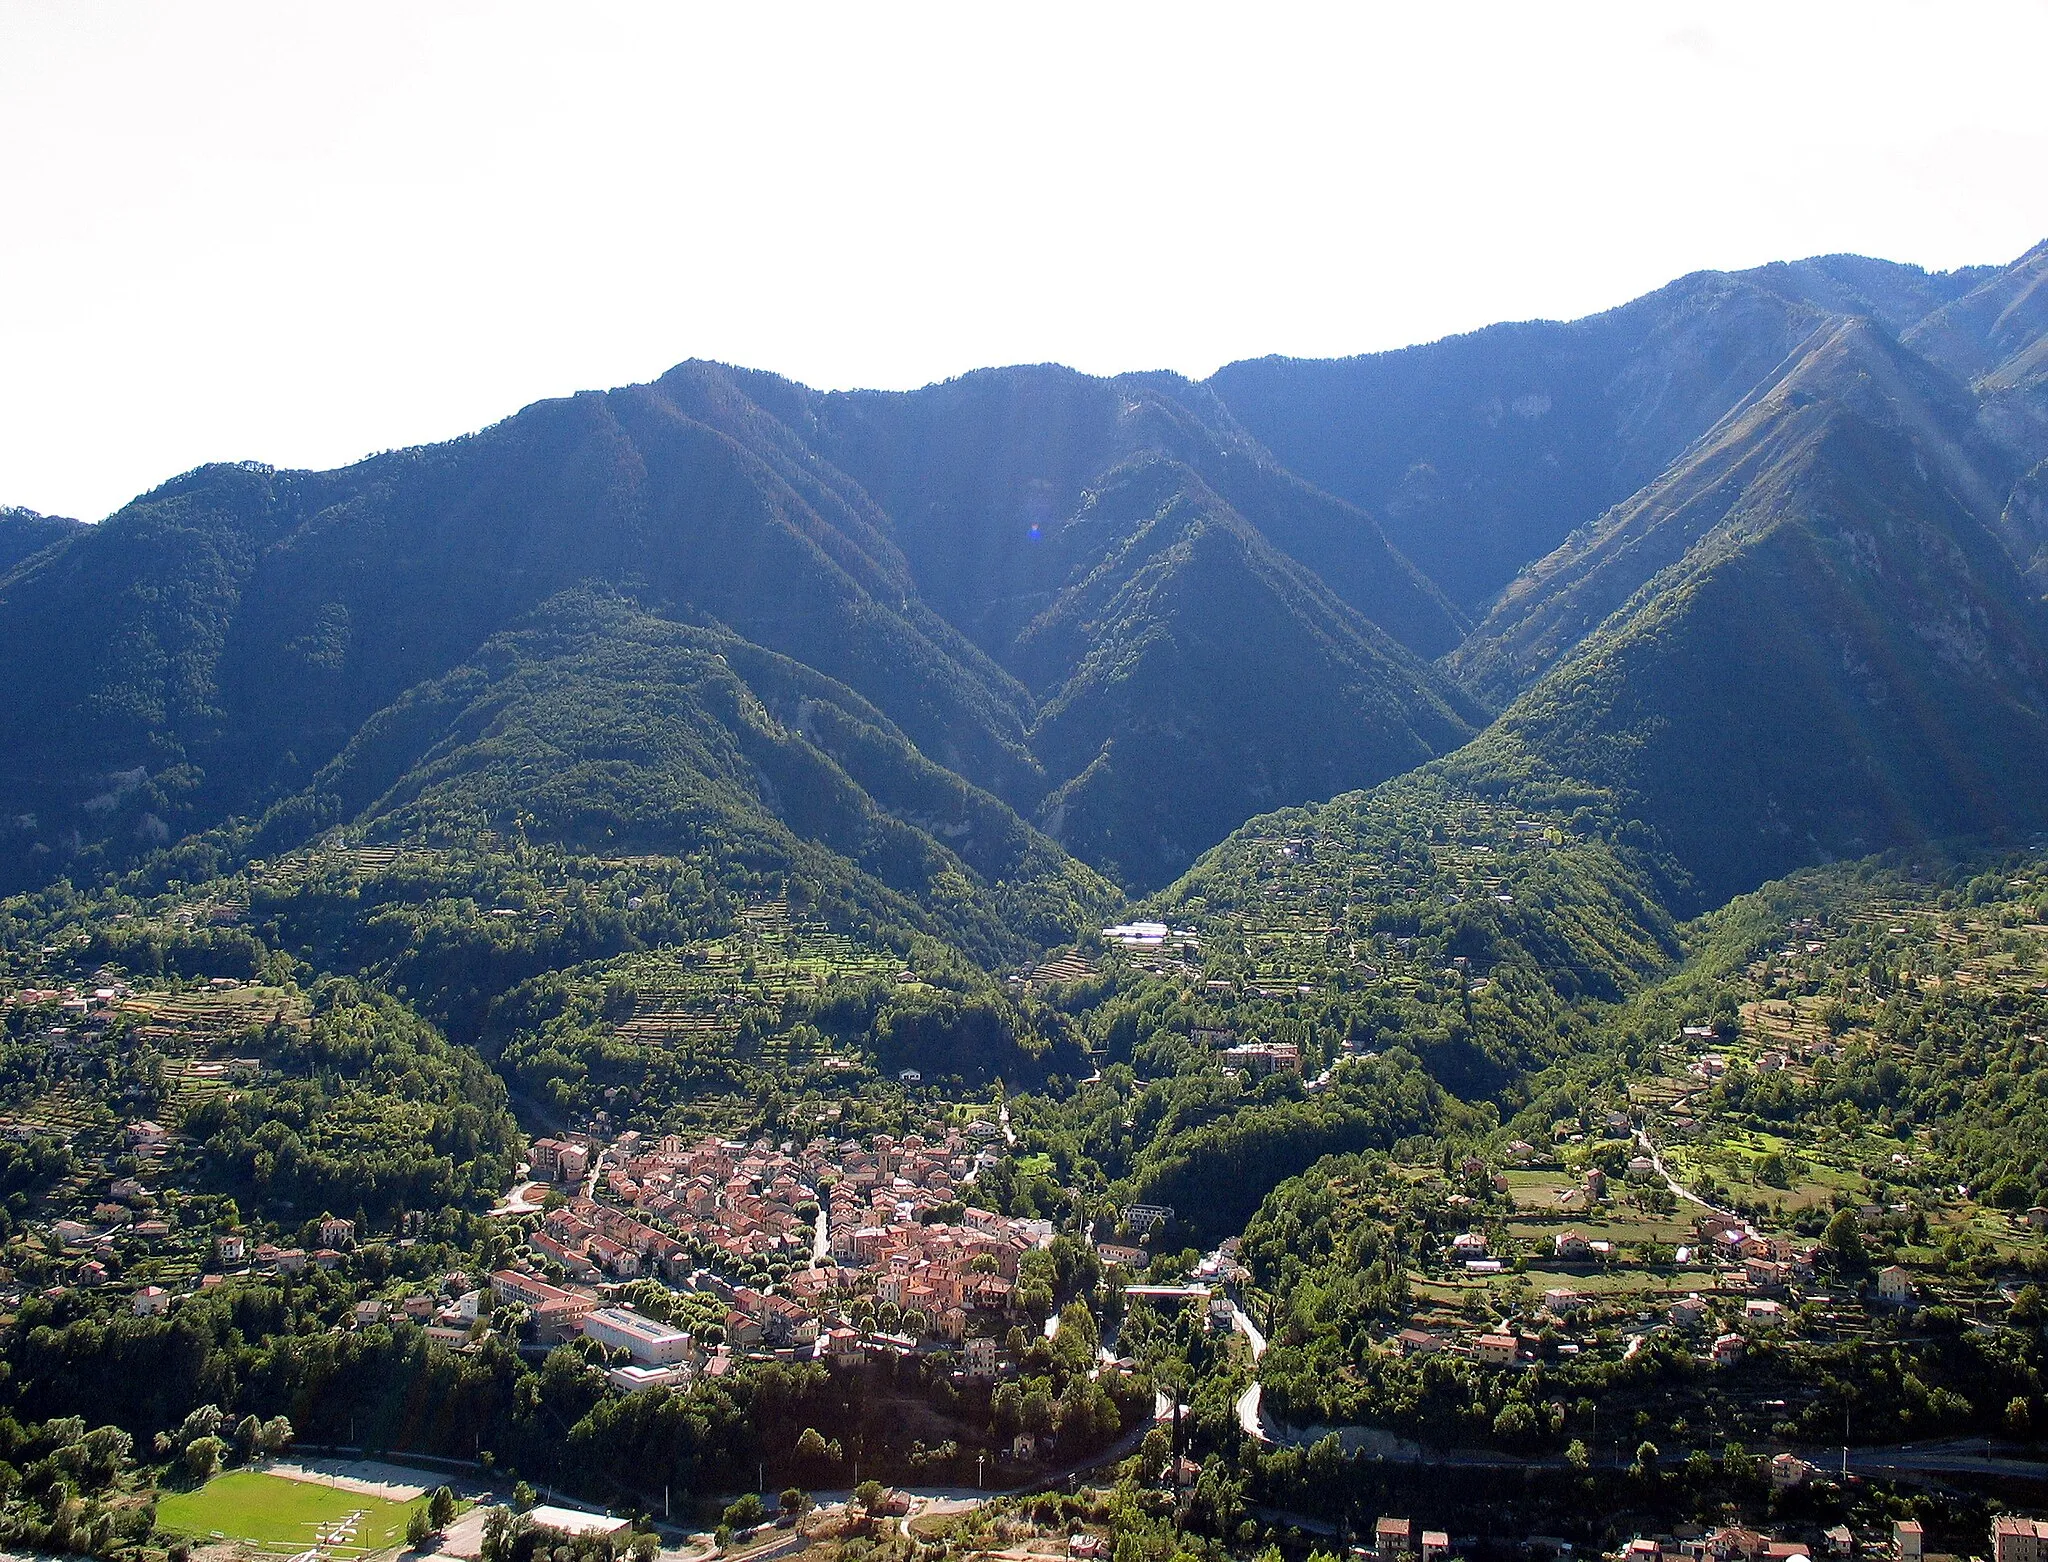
3,2,2047,523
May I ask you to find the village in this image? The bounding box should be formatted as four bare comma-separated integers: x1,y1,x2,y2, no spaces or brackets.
484,1122,1079,1403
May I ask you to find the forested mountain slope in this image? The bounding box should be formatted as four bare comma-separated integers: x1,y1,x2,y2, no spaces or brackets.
0,361,1478,900
1446,392,2048,910
6,240,2048,934
1449,317,2025,704
1206,253,2002,612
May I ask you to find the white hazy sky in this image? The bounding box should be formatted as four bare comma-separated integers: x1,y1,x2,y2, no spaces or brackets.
4,2,2047,522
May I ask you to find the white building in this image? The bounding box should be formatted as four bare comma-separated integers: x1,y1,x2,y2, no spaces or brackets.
583,1306,695,1365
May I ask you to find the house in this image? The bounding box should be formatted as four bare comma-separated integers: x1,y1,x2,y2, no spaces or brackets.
1069,1537,1107,1559
1624,1543,1660,1562
1712,1332,1746,1366
1221,1042,1301,1077
131,1285,169,1316
1876,1265,1916,1306
1421,1534,1449,1562
1554,1230,1592,1260
1744,1299,1782,1325
963,1335,998,1378
1451,1231,1488,1258
1475,1332,1518,1366
606,1363,689,1393
1012,1431,1037,1460
1769,1452,1811,1490
1395,1328,1443,1356
1374,1517,1414,1561
217,1233,245,1264
317,1217,355,1249
1894,1521,1922,1562
50,1219,95,1248
1096,1243,1147,1269
824,1326,862,1366
77,1260,108,1286
354,1299,386,1326
1824,1526,1853,1558
1992,1516,2048,1562
1670,1294,1708,1328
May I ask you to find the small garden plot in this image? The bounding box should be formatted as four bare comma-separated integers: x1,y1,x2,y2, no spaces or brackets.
156,1469,418,1555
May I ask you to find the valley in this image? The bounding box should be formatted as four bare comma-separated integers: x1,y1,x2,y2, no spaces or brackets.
1,238,2047,1562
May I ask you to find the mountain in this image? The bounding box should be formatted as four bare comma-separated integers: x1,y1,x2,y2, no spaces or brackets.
0,397,1048,900
8,239,2048,930
1011,458,1481,888
1448,316,2025,704
0,361,1477,903
1446,361,2048,909
264,590,1114,965
0,508,83,574
1206,254,1998,613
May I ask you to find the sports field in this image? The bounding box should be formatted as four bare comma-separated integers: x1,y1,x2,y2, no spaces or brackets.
156,1469,418,1555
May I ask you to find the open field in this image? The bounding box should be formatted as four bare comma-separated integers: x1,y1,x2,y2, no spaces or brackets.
156,1469,419,1556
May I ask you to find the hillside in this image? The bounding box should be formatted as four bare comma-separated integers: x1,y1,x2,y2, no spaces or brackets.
1449,317,2023,704
1016,459,1482,889
1448,392,2048,909
1206,253,2001,612
0,360,1480,902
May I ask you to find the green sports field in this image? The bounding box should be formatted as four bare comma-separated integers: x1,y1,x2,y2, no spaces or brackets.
156,1469,418,1555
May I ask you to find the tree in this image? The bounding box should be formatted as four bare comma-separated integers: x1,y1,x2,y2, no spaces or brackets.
233,1415,261,1463
1565,1439,1589,1470
185,1436,225,1481
482,1507,527,1562
407,1506,435,1551
779,1489,811,1522
1631,1440,1659,1479
1823,1209,1865,1264
430,1487,458,1529
721,1494,764,1531
257,1416,294,1457
794,1427,839,1476
512,1482,537,1514
854,1480,885,1519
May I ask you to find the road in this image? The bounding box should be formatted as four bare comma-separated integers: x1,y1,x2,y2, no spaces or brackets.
1635,1120,1733,1221
1230,1301,1273,1441
812,1206,829,1266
